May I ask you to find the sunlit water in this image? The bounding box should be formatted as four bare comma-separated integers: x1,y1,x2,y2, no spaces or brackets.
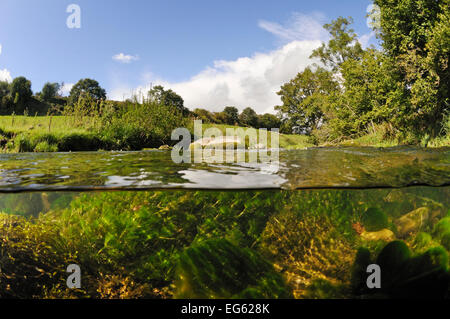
0,147,449,299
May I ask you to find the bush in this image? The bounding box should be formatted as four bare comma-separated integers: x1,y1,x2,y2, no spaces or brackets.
57,133,103,152
34,141,58,152
99,99,188,150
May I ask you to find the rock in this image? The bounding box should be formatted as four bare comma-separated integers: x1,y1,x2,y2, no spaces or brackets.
249,143,266,150
361,228,395,242
190,136,244,150
412,232,433,250
376,241,411,289
434,217,450,239
394,207,430,238
351,247,373,295
361,207,389,232
440,233,450,250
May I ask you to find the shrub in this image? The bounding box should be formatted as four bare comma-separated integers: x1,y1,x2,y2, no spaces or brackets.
34,141,58,152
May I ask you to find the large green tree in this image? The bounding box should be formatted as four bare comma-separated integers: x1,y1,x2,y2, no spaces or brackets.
69,78,106,105
148,85,187,114
0,81,11,113
0,81,9,98
10,76,33,113
373,0,449,136
275,66,338,134
40,82,61,102
239,107,259,128
310,17,364,71
222,106,240,125
258,113,281,129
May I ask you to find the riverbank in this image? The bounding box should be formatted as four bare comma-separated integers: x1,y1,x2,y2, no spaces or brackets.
1,116,449,153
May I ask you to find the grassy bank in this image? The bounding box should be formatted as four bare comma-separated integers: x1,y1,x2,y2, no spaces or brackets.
0,115,315,152
1,113,448,153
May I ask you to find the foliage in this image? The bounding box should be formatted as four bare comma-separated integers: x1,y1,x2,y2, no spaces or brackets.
175,239,292,299
148,85,188,115
276,67,338,135
258,113,281,129
239,107,258,128
0,187,448,299
69,78,106,105
99,98,188,150
9,76,33,113
40,82,61,102
310,17,363,71
277,3,450,144
222,106,240,125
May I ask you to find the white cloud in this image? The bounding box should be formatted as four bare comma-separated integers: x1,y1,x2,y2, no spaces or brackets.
110,13,325,114
358,31,375,48
258,12,328,43
0,69,12,82
112,53,139,64
110,40,321,114
59,83,74,96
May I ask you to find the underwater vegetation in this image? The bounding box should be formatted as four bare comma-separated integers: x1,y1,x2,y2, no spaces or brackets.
175,239,292,299
0,187,448,299
351,241,449,299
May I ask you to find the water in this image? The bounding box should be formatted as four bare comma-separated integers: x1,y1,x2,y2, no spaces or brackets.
0,147,449,299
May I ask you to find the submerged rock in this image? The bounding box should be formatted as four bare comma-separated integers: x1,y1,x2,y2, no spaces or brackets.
434,217,450,239
376,241,412,289
361,229,395,242
441,233,450,250
361,207,389,232
394,207,430,238
412,232,433,250
351,240,450,299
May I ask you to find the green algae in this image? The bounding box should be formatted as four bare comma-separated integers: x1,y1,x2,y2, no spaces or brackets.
0,186,448,299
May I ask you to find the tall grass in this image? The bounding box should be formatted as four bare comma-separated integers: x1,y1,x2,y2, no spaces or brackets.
0,95,189,152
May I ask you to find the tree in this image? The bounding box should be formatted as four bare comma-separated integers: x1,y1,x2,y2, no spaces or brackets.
310,17,364,71
69,78,106,105
10,76,33,112
0,81,11,113
258,113,281,129
275,67,338,135
373,0,449,136
40,82,61,101
239,107,258,127
222,106,240,125
193,108,215,123
0,81,9,100
148,85,187,114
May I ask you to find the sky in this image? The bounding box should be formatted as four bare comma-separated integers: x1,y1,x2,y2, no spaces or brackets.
0,0,377,114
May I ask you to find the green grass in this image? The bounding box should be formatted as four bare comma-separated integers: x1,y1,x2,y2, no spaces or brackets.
1,116,447,152
201,123,315,149
0,115,95,134
0,117,316,152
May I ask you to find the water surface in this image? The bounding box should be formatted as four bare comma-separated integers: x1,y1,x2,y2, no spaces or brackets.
0,147,448,192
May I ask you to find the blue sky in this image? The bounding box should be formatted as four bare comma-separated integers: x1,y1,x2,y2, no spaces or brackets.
0,0,376,113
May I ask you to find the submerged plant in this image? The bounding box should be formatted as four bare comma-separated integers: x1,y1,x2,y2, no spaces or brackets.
174,239,292,299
